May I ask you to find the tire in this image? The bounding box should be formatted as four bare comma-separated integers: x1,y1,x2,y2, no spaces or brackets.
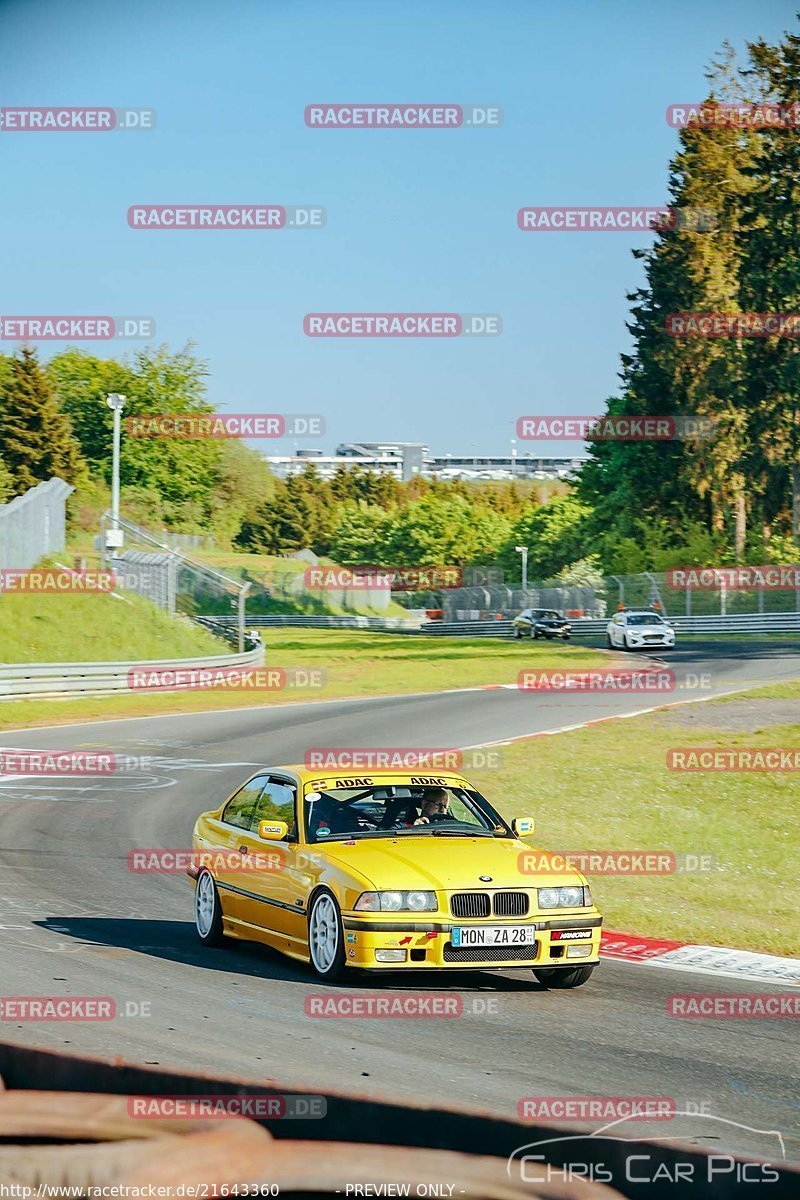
194,869,227,947
308,889,347,981
514,628,523,639
606,633,613,648
533,965,595,989
624,635,633,651
532,630,540,640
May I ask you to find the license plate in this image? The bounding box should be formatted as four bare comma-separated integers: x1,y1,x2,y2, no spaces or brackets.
451,925,537,947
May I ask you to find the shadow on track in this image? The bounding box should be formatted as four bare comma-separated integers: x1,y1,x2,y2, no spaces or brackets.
35,916,547,992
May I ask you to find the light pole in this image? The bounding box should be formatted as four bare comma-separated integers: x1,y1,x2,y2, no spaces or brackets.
106,393,127,559
515,544,528,594
510,438,517,478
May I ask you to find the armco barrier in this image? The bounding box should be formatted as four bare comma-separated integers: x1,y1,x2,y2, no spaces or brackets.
203,613,422,631
202,612,800,638
0,646,265,700
423,613,800,637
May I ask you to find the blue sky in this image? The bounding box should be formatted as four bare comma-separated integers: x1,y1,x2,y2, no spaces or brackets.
2,0,797,457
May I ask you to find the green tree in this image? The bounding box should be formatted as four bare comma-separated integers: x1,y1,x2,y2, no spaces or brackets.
740,24,800,541
385,493,510,566
580,51,760,559
330,501,393,563
0,348,85,492
501,494,591,580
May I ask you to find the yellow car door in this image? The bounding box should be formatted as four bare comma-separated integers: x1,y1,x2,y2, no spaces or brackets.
208,773,272,925
234,775,309,956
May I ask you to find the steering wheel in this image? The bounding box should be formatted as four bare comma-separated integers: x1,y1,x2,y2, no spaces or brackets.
428,811,452,824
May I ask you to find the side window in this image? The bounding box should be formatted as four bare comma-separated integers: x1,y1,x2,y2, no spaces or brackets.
222,774,269,830
253,779,297,840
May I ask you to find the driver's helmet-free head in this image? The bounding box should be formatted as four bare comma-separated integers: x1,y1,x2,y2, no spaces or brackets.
420,787,450,814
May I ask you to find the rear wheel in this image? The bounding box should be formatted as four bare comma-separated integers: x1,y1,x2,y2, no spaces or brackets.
194,870,227,946
533,965,595,989
308,889,347,981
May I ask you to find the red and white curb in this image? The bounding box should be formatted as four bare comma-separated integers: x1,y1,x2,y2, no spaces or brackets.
601,930,800,987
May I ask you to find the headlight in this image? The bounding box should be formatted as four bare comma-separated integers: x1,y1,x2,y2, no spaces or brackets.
537,885,589,909
354,890,437,912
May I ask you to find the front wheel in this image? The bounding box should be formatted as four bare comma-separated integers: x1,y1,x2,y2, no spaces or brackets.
606,633,613,648
514,628,523,639
194,869,227,946
308,889,347,981
533,965,595,989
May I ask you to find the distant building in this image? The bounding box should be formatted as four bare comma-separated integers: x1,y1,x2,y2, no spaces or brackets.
263,441,585,482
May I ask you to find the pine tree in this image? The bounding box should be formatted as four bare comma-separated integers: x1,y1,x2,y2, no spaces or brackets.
0,348,85,492
580,54,759,559
740,25,800,542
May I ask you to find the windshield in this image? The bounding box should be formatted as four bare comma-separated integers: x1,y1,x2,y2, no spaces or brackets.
304,784,510,843
627,614,664,626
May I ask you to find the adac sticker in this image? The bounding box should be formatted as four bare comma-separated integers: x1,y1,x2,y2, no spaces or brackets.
346,933,357,943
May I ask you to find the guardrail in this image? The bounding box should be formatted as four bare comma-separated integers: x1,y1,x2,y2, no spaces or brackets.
0,646,265,699
423,612,800,637
204,614,423,632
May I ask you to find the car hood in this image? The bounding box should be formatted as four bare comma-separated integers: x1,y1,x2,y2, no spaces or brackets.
318,836,585,891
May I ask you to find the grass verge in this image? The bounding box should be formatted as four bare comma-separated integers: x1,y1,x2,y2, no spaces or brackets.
0,591,225,663
0,628,602,731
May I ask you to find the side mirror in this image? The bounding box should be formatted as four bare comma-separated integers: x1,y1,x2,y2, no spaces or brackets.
258,819,289,841
512,817,535,837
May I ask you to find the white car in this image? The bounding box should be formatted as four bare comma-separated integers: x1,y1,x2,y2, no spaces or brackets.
606,609,675,651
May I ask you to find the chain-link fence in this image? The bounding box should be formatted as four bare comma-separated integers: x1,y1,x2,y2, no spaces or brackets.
441,569,800,621
99,514,250,648
0,478,74,571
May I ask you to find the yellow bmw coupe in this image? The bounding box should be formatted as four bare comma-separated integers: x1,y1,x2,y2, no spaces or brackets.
189,765,602,986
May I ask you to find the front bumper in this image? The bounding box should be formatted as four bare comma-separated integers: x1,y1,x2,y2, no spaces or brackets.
340,914,602,970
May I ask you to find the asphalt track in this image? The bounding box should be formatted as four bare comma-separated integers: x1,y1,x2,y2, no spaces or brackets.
0,638,799,1163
